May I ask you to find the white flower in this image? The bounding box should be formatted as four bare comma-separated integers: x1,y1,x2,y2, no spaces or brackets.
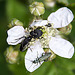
7,26,25,45
6,7,74,72
29,7,74,59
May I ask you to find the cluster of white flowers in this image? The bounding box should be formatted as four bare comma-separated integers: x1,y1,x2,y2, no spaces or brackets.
7,7,74,72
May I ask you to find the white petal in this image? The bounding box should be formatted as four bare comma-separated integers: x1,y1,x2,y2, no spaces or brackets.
7,36,25,45
48,7,74,28
25,41,44,72
7,26,25,45
7,26,25,37
49,37,74,58
30,20,48,27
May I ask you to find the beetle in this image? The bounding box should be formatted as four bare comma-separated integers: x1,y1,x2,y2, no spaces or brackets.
32,52,52,63
20,23,52,52
20,27,43,51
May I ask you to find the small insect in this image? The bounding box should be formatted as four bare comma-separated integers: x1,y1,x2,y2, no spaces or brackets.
32,52,52,63
25,43,52,72
20,27,43,51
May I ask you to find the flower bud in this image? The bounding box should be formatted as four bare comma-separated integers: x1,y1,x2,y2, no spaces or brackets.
49,52,56,61
29,2,45,16
4,46,19,64
44,0,56,7
8,18,23,28
58,24,72,35
44,48,56,61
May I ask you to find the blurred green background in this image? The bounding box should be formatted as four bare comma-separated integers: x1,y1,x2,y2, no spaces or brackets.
0,0,75,75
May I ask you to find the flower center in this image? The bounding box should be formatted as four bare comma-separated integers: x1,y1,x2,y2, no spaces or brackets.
40,26,58,48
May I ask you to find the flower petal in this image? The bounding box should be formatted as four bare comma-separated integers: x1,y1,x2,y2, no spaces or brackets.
48,7,74,28
30,20,48,27
49,37,74,58
7,36,25,45
7,26,25,45
7,26,25,37
25,41,44,72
